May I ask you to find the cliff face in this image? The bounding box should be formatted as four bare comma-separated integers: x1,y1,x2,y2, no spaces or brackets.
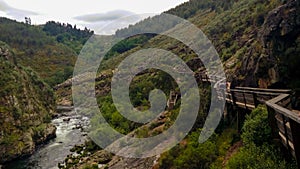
258,0,300,88
237,0,300,88
0,42,57,163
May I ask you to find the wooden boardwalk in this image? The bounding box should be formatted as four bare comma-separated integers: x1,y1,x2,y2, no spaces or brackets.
223,86,300,168
168,71,300,168
224,87,300,168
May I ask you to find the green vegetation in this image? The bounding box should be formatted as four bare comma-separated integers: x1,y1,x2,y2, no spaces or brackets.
82,164,98,169
64,1,300,168
226,144,290,169
159,129,239,169
241,106,272,146
0,0,297,167
91,69,178,135
226,106,297,169
0,17,76,86
104,34,154,60
42,21,94,54
114,0,294,89
158,106,296,169
167,0,235,19
0,42,56,162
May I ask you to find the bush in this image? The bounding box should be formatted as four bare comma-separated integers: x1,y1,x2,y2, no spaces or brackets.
226,143,288,169
241,105,271,146
82,164,98,169
159,130,218,169
226,105,297,169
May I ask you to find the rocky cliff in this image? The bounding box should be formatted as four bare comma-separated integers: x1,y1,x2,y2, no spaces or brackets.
236,0,300,88
0,42,57,163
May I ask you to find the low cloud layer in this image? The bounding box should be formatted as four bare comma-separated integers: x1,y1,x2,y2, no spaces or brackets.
74,10,153,35
74,10,135,23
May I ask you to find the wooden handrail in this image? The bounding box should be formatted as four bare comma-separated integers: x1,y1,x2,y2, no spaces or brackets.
235,87,291,94
229,89,283,97
266,94,300,124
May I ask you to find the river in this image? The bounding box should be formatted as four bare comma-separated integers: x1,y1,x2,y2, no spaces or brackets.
3,110,89,169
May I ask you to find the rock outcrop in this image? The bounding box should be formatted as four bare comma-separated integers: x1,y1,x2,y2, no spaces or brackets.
236,0,300,88
257,0,300,88
0,42,57,163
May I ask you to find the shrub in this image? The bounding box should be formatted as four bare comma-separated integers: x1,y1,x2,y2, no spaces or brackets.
226,143,288,169
226,105,296,168
241,105,271,146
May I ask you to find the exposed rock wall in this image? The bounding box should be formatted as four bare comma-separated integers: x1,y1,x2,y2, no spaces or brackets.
237,0,300,88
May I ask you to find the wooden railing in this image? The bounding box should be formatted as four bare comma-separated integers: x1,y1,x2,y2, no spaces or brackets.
167,91,178,110
266,93,300,167
225,87,300,168
167,70,300,166
228,87,291,110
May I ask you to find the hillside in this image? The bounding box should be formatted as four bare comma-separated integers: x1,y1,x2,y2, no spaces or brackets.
0,0,298,168
55,0,300,168
116,0,300,89
42,21,94,54
0,17,77,86
0,42,57,163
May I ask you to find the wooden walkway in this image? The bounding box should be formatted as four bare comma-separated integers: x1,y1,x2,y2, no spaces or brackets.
224,87,300,168
168,71,300,168
222,87,299,168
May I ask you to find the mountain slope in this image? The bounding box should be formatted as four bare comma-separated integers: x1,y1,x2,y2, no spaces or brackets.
42,21,94,54
0,17,76,86
115,0,300,89
0,42,57,163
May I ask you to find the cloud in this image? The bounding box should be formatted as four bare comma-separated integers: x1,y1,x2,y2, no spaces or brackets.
0,0,37,19
74,10,135,23
74,10,152,35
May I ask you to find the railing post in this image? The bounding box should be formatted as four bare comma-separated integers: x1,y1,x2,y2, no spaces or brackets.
253,92,259,107
290,119,300,169
230,90,240,131
243,92,247,109
266,105,279,140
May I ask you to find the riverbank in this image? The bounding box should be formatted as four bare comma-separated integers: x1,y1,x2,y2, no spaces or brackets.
3,109,89,169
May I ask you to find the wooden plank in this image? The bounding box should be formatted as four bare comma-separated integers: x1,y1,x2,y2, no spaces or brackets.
268,106,279,139
235,101,255,110
290,120,300,168
275,113,284,123
257,94,274,103
230,87,299,168
279,132,288,148
225,98,233,103
279,132,294,151
235,87,291,94
244,93,255,103
266,94,300,124
230,89,280,96
289,141,295,151
267,103,300,124
277,122,286,134
267,94,290,105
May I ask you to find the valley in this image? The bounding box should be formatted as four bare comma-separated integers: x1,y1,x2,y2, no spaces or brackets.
0,0,300,169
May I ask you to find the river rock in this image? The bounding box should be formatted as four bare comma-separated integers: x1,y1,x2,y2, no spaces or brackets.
34,124,57,144
63,117,71,122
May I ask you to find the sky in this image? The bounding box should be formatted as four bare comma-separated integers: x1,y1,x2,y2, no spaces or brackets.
0,0,188,34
